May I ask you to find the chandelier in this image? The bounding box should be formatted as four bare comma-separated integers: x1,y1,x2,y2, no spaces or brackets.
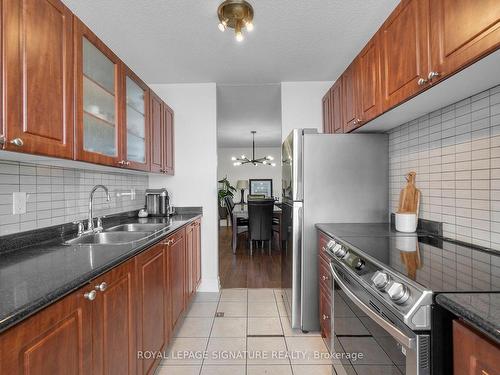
232,131,276,167
217,0,254,42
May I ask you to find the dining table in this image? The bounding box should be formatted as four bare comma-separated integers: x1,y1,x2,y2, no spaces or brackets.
231,202,282,253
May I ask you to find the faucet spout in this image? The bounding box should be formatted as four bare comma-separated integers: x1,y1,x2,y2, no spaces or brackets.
88,185,110,232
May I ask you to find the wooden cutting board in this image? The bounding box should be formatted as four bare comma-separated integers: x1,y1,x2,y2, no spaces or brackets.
397,172,421,215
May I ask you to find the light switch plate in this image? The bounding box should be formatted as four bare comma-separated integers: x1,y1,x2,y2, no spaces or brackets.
13,192,27,214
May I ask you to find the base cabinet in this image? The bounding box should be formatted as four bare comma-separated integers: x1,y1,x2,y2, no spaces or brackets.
136,243,169,375
169,229,187,330
186,219,202,300
92,259,136,375
0,219,202,375
0,285,93,375
453,320,500,375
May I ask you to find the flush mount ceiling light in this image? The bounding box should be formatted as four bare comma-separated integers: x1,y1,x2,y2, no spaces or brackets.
217,0,254,42
231,131,276,167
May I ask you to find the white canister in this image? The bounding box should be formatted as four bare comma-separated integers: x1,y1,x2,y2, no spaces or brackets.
395,212,418,233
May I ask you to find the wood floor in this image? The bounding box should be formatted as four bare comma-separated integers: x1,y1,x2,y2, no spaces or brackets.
218,226,281,288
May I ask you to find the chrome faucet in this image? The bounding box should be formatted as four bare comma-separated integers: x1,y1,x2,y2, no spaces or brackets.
88,185,111,232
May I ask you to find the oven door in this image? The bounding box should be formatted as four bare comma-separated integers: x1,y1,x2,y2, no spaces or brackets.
328,261,430,375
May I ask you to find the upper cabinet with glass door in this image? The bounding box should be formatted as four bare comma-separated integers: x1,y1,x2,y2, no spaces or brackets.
122,68,150,171
74,18,122,166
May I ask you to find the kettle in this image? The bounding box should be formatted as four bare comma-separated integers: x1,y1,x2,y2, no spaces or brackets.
145,189,170,216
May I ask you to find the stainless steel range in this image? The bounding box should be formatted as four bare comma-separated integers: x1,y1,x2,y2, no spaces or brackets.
318,224,500,375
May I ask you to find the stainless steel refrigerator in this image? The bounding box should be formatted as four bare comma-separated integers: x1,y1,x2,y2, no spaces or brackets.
281,129,389,331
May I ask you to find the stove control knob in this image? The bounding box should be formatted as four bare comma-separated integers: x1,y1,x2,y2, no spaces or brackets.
371,271,390,290
387,283,410,304
326,240,336,251
354,258,365,271
333,244,347,259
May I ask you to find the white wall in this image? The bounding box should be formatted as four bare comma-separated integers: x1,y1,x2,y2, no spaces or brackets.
281,81,334,140
218,147,282,209
148,83,219,292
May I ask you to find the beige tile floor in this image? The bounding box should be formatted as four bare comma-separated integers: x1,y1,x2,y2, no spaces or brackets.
155,288,337,375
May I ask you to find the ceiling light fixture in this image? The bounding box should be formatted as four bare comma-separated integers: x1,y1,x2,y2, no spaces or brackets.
217,0,254,42
232,131,276,167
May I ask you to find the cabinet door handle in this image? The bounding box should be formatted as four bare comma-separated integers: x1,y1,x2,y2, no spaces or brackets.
95,282,108,292
427,71,440,80
117,160,126,166
417,77,428,86
84,290,97,301
322,314,329,320
9,138,24,147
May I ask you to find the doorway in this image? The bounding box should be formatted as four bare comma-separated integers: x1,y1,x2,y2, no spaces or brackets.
216,84,282,288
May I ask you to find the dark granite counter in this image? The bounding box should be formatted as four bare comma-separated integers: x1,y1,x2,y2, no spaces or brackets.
316,223,409,238
436,293,500,344
315,220,442,239
0,211,201,333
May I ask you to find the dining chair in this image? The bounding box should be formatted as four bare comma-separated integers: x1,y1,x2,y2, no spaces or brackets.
247,199,275,256
224,196,248,249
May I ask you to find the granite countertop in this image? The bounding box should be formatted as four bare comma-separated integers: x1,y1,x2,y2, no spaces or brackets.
315,220,441,239
436,293,500,344
0,212,201,334
315,223,409,238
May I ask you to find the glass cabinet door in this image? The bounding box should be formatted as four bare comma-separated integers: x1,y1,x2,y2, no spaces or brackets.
124,71,149,170
75,19,122,165
82,38,118,158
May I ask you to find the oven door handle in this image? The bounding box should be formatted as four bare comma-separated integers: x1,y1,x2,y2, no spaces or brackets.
328,261,416,349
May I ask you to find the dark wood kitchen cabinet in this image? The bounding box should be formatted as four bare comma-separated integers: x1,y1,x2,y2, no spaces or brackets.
168,229,187,329
380,0,430,110
186,219,202,300
74,17,123,167
322,90,331,134
122,66,151,171
149,91,175,175
163,104,175,175
429,0,500,82
342,61,360,133
194,220,202,289
0,261,136,375
453,319,500,375
0,284,93,375
2,0,74,159
330,79,343,133
0,220,201,375
149,90,163,173
357,34,382,123
136,243,170,375
91,259,136,375
323,83,343,134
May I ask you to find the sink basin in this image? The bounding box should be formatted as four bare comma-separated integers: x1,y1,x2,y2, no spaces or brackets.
105,223,169,232
66,232,152,245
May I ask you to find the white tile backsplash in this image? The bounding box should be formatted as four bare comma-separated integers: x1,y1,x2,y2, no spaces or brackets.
389,85,500,251
0,161,148,235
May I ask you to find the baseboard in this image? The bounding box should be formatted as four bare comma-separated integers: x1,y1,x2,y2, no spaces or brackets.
197,277,220,292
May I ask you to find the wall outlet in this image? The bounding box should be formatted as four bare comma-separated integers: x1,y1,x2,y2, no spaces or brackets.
13,192,27,214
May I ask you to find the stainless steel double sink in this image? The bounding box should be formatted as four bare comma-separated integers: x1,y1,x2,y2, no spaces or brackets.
65,223,169,245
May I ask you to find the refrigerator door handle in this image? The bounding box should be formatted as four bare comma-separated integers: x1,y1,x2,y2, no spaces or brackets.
291,201,303,328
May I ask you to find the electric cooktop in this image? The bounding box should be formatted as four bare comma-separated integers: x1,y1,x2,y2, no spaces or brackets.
335,234,500,294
